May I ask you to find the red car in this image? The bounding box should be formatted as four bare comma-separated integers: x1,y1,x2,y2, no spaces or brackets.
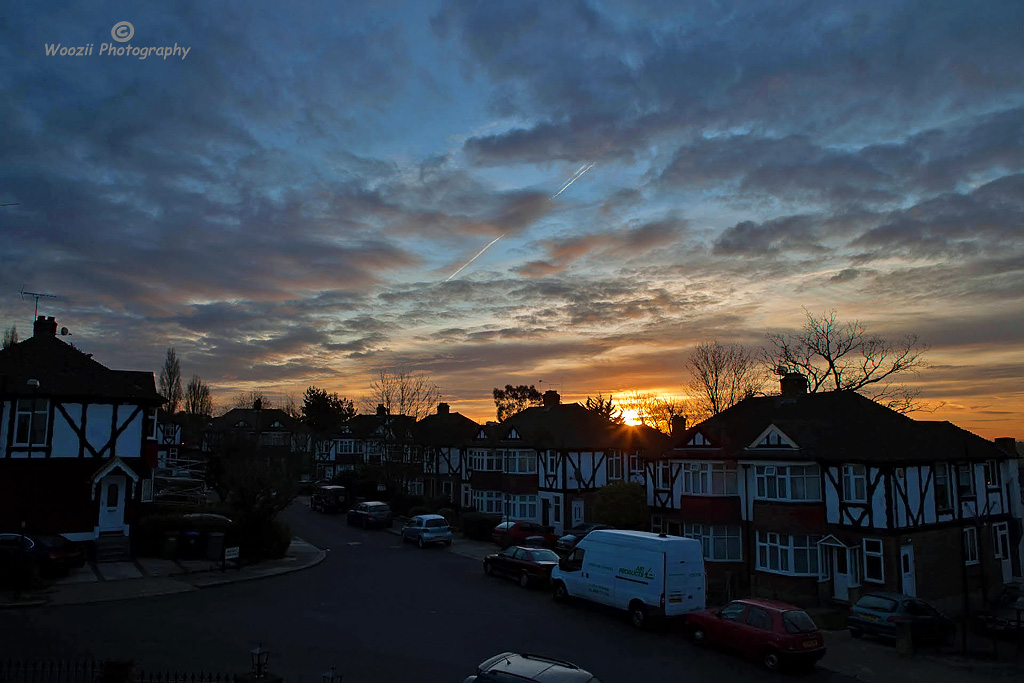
685,598,826,672
483,546,561,588
491,521,559,549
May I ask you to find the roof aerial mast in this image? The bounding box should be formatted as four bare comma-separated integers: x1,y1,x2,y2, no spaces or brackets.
19,285,60,318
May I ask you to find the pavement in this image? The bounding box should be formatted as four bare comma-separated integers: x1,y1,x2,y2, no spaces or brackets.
0,536,326,608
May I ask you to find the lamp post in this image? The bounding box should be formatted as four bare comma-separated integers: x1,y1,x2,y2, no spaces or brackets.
322,665,341,683
250,643,269,679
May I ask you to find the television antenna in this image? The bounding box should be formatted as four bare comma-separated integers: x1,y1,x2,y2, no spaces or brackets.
19,286,60,318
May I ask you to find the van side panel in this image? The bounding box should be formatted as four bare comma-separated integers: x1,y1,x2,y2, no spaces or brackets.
609,547,664,611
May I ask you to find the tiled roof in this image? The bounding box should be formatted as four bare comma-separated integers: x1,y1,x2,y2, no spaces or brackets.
208,407,303,432
0,334,161,403
671,390,1007,463
414,411,480,446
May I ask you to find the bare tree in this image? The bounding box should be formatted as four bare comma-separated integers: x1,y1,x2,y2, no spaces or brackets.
763,308,930,412
183,374,214,417
364,368,441,420
281,393,302,420
624,391,691,434
2,324,18,349
158,347,183,414
233,389,271,410
687,341,764,418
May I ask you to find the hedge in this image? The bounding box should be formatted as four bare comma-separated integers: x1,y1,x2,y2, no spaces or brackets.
460,512,502,541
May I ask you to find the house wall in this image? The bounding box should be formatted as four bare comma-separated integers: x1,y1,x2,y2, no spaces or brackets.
751,501,826,532
750,571,821,605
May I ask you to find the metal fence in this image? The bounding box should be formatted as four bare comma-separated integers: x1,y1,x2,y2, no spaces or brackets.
0,660,238,683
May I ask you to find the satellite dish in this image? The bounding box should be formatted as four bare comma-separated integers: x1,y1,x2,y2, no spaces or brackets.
60,327,71,336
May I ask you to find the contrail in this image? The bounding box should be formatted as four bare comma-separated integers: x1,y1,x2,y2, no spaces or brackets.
550,162,595,200
445,234,505,282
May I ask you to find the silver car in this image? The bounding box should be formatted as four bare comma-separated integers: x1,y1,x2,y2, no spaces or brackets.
401,514,453,548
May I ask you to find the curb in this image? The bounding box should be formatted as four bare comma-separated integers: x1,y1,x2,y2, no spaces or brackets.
188,546,328,589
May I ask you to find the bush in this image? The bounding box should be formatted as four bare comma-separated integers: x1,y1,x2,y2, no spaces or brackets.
236,519,292,561
461,512,502,541
408,505,433,517
131,512,236,557
437,508,455,523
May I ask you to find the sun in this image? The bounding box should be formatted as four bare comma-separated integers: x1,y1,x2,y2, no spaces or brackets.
620,408,642,426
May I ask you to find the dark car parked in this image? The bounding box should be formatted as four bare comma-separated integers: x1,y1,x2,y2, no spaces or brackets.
310,484,348,513
977,581,1024,638
554,523,613,553
847,592,956,645
462,652,602,683
483,546,561,588
346,501,393,529
686,598,826,672
491,521,560,549
0,532,86,581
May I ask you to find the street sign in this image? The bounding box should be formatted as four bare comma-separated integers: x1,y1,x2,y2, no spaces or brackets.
224,546,240,560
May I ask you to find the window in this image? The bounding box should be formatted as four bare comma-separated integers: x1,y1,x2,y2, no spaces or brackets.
993,522,1010,559
509,495,537,520
842,465,867,503
983,460,1002,489
441,480,454,502
628,454,643,480
606,454,623,480
756,532,821,576
650,515,664,533
546,453,558,477
14,398,49,446
406,479,424,496
657,461,671,488
719,603,746,622
956,464,975,498
472,490,503,515
470,449,502,472
745,606,772,630
754,465,820,501
863,538,884,583
552,496,561,523
934,464,953,512
681,462,738,495
758,430,791,448
963,527,979,565
683,523,742,561
504,450,536,474
339,439,354,453
666,520,682,536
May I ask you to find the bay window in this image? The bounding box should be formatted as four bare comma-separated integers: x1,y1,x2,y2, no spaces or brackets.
754,464,820,501
756,532,822,576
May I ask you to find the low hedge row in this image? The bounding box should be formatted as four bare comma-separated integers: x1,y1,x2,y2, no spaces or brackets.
460,512,502,541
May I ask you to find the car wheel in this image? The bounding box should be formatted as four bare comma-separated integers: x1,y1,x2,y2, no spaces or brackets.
763,650,781,672
519,571,531,589
690,624,708,646
484,561,493,576
553,581,569,602
418,536,425,549
849,628,864,639
629,601,647,629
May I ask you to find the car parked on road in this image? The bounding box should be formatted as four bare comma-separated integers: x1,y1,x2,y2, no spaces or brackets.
346,501,393,529
310,484,348,513
554,522,613,553
483,546,561,588
401,514,453,548
977,580,1024,639
847,592,956,645
462,652,603,683
491,521,559,549
686,598,826,672
0,532,87,580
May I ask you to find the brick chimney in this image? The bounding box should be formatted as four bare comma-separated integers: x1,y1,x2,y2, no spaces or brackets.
33,316,57,338
437,402,450,415
671,415,687,437
780,372,808,398
994,437,1019,457
542,390,560,407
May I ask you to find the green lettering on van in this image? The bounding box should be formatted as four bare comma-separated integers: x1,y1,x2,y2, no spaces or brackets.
618,565,655,580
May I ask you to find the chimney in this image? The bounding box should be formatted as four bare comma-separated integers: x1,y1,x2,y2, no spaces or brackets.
376,404,388,417
33,316,57,338
437,402,450,415
671,415,687,437
994,437,1019,457
780,372,808,398
542,390,560,407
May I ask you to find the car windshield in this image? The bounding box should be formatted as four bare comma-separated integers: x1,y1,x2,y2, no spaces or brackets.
782,610,818,634
857,595,898,612
369,504,389,512
425,519,447,528
529,549,559,563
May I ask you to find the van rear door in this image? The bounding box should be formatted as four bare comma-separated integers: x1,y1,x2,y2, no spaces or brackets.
665,543,706,615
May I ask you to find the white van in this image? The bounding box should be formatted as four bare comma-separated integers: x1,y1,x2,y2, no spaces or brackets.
550,529,706,629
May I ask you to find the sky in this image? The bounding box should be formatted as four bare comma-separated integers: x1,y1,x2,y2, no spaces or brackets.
1,1,1022,438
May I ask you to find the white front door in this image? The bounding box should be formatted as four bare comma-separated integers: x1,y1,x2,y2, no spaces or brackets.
98,475,127,532
832,547,851,601
571,499,585,527
900,544,917,597
993,523,1013,583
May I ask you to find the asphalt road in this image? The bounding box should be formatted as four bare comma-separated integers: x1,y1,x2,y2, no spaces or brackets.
2,503,855,683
